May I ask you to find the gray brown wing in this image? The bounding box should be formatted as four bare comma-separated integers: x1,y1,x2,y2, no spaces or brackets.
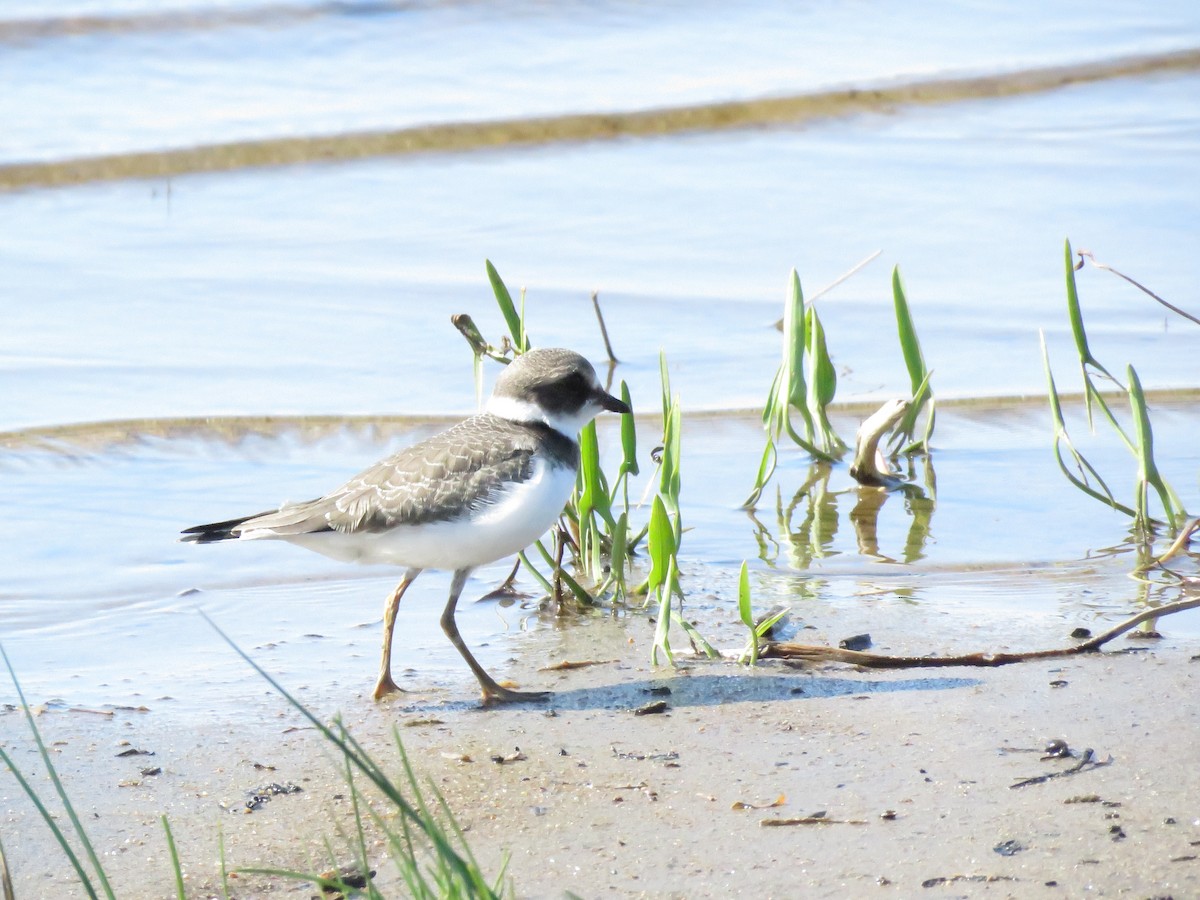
234,416,544,536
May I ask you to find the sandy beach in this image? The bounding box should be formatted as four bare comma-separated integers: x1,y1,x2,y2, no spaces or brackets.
5,606,1199,899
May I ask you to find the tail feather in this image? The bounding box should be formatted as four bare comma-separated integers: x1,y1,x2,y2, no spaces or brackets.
181,498,328,543
180,511,272,543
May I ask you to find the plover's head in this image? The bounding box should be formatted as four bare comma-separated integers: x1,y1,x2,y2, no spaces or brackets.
487,348,631,437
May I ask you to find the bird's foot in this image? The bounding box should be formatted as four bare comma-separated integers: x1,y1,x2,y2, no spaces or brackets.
372,672,407,701
480,684,551,705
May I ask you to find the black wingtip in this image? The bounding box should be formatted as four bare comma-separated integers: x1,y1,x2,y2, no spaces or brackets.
180,514,256,544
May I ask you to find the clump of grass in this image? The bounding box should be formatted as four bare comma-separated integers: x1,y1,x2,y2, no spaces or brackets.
744,271,842,507
632,353,717,663
207,616,510,899
744,264,935,507
1042,239,1189,538
735,561,787,666
1,636,510,899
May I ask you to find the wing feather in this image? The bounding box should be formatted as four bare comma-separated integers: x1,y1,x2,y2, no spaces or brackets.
233,415,547,537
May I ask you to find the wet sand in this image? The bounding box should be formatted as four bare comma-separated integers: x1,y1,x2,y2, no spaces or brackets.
4,610,1199,898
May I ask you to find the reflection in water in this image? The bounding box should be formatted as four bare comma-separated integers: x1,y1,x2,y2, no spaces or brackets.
750,455,937,569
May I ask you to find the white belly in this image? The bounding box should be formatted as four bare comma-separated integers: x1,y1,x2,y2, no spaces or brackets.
269,458,576,570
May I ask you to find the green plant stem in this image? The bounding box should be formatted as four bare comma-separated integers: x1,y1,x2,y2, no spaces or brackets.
0,646,115,900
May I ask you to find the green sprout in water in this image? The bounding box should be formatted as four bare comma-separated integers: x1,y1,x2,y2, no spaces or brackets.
639,352,717,664
735,561,788,666
744,264,936,507
887,267,936,455
1043,239,1189,540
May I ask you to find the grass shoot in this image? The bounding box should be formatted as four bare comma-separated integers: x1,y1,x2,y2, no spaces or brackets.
1044,239,1189,539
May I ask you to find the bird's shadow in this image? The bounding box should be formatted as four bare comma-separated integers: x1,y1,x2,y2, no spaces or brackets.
398,669,982,715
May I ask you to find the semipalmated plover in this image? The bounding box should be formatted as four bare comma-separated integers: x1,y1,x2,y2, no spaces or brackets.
182,348,630,702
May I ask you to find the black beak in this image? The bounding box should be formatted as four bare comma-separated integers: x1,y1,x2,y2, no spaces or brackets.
597,389,631,414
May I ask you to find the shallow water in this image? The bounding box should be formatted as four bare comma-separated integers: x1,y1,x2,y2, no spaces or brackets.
2,401,1196,711
2,1,1198,711
4,0,1199,163
4,68,1200,430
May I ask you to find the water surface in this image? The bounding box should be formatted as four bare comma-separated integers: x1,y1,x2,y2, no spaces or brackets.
2,0,1198,712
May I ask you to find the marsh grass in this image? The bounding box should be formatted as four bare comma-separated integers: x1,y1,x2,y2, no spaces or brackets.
1,835,14,900
210,618,510,899
640,354,718,662
0,645,119,900
1043,239,1189,538
735,561,788,666
888,267,936,454
1,635,508,900
744,265,934,508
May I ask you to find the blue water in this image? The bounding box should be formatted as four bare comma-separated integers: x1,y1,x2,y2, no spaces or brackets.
1,0,1198,707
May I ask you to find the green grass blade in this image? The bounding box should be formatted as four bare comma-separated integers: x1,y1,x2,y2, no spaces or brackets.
804,305,844,453
341,751,384,900
783,270,817,441
0,645,114,900
806,306,837,409
781,417,837,462
890,267,936,449
645,494,673,597
0,745,98,900
161,817,185,900
577,420,614,527
609,511,628,599
892,266,926,393
736,561,757,666
755,609,788,639
1063,238,1110,377
517,548,555,596
660,397,682,510
1,833,14,900
784,270,809,406
531,539,594,605
618,381,638,478
201,615,499,898
672,610,719,658
1041,333,1137,517
761,366,783,430
518,287,528,354
485,260,528,350
1127,365,1183,530
742,439,778,509
1064,238,1122,435
218,826,232,900
658,351,671,423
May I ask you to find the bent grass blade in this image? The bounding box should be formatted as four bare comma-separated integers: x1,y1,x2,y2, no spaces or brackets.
1127,365,1187,532
0,645,116,900
1041,332,1135,517
889,266,936,453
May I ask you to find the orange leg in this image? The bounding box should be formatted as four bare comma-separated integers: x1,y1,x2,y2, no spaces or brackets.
373,567,421,700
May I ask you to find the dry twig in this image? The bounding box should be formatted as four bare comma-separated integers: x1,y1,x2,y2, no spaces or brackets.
760,595,1200,668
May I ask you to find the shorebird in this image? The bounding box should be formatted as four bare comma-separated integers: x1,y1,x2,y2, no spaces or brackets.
182,348,630,703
